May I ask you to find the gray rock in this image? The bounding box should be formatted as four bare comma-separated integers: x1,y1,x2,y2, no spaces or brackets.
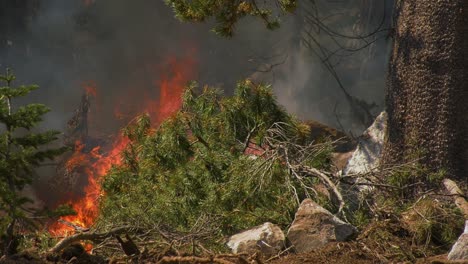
287,199,356,253
341,111,387,209
448,220,468,261
343,111,387,178
227,222,285,258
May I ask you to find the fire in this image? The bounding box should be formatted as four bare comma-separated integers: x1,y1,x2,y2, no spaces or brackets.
84,81,97,97
113,53,197,123
153,54,196,122
49,52,197,236
48,136,129,236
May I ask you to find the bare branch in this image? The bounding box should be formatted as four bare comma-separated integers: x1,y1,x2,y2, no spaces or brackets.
49,226,137,253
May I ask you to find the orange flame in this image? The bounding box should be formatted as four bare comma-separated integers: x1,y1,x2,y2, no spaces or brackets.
84,81,97,97
153,54,196,122
49,51,198,237
113,52,197,124
48,136,129,236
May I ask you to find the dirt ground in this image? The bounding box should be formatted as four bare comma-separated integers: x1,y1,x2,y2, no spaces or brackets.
270,244,467,264
1,217,466,264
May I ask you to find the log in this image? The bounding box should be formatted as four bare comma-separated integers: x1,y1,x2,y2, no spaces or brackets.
443,178,468,219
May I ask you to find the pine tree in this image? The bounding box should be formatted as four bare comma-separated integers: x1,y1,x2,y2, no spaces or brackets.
165,0,296,36
99,80,331,246
0,69,67,256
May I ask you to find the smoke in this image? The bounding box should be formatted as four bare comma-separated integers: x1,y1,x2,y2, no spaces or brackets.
0,0,393,134
253,0,393,134
0,1,286,133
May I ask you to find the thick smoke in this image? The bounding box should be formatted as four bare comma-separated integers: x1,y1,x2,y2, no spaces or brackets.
0,0,393,134
254,0,393,134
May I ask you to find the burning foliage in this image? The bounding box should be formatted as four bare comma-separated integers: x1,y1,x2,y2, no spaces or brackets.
47,54,196,238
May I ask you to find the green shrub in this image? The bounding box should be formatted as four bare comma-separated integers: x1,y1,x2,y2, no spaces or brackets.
97,80,332,246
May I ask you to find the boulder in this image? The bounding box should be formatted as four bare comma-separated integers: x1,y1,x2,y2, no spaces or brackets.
343,111,387,177
227,222,285,258
341,111,387,209
287,199,356,253
448,220,468,261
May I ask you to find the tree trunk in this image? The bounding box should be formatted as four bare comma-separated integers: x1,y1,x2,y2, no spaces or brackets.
384,0,468,180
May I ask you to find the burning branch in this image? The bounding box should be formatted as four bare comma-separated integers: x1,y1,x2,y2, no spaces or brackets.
57,219,90,233
65,93,91,146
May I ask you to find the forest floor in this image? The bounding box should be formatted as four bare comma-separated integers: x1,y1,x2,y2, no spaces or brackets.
2,218,466,264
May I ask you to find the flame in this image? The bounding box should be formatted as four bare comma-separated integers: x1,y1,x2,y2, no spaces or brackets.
113,52,197,124
84,81,97,97
49,51,198,237
48,136,129,236
153,54,196,122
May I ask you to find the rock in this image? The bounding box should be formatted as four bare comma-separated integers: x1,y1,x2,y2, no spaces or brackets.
331,151,354,171
287,199,356,253
227,222,285,258
343,111,387,177
448,220,468,261
341,111,387,209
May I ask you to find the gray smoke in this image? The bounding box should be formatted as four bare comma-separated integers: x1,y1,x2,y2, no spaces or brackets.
0,0,392,134
253,0,393,135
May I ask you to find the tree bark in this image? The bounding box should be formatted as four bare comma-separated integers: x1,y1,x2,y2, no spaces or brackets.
384,0,468,179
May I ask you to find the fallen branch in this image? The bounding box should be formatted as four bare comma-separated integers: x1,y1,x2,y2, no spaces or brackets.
49,226,136,253
302,166,346,218
443,178,468,219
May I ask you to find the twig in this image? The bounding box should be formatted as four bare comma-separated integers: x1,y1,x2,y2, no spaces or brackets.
302,166,347,219
265,245,294,262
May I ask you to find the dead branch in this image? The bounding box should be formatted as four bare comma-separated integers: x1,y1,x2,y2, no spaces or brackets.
262,122,346,220
242,121,260,153
443,178,468,219
263,122,347,217
301,166,346,217
255,55,289,73
49,226,136,253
